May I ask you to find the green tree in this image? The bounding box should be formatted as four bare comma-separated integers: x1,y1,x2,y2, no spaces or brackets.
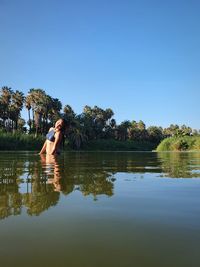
25,92,34,132
163,124,179,137
0,87,13,129
69,126,88,149
116,120,131,141
147,126,163,143
9,90,25,130
80,105,114,140
63,104,75,124
25,89,62,135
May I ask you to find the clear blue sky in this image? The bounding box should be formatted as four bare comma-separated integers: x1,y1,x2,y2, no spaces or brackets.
0,0,200,128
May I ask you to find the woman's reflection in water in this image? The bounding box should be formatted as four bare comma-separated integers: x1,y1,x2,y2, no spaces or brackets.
40,154,62,192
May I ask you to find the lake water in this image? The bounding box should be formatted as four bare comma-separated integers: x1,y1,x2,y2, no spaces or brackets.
0,151,200,267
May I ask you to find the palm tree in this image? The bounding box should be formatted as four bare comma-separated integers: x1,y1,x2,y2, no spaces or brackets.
25,89,40,132
104,108,114,124
40,94,52,133
63,105,75,123
26,89,46,135
10,90,25,130
83,105,92,116
69,127,88,149
147,126,163,143
18,118,26,132
25,89,62,135
116,120,131,141
0,86,13,129
25,94,33,132
50,98,62,120
137,120,146,131
110,118,116,129
180,125,192,136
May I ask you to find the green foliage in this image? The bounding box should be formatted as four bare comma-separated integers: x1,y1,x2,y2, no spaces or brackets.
83,139,157,151
0,87,25,131
0,130,45,150
193,138,200,150
1,85,200,151
172,139,189,151
163,124,193,137
25,88,62,135
156,136,199,151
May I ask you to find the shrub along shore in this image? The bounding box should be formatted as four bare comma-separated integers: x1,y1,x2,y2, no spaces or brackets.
156,136,200,152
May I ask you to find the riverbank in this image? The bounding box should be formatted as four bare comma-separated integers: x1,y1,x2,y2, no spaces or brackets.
156,136,200,151
2,132,199,152
81,139,157,151
0,132,45,150
0,132,157,151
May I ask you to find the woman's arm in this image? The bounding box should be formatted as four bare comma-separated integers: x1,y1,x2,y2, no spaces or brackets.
39,140,47,154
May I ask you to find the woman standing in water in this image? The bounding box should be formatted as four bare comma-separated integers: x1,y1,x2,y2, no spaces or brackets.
39,119,66,155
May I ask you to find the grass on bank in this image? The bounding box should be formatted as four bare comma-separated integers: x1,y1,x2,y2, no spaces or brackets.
0,131,158,151
0,131,45,150
156,136,200,151
82,139,157,151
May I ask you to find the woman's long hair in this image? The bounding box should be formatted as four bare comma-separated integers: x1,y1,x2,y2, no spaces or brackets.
61,119,70,148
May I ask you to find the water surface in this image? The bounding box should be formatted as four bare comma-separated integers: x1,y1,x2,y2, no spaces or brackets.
0,151,200,267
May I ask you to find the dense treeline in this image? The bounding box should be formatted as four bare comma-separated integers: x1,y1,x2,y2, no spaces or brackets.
0,86,199,150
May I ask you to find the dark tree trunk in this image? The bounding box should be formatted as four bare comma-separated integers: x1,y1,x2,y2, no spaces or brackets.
28,109,31,133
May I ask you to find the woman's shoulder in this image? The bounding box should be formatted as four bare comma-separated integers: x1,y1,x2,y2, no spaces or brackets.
49,127,55,132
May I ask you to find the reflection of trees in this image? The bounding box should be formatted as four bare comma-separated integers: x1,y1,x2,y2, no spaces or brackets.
62,152,162,174
23,176,59,216
47,154,115,200
0,152,118,219
69,171,114,200
157,152,200,178
23,190,59,216
23,158,60,216
80,174,114,199
59,152,160,200
0,154,60,219
1,152,200,220
0,191,22,219
0,156,24,219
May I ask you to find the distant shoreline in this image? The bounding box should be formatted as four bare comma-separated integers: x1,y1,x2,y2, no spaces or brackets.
0,132,157,151
0,132,200,152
